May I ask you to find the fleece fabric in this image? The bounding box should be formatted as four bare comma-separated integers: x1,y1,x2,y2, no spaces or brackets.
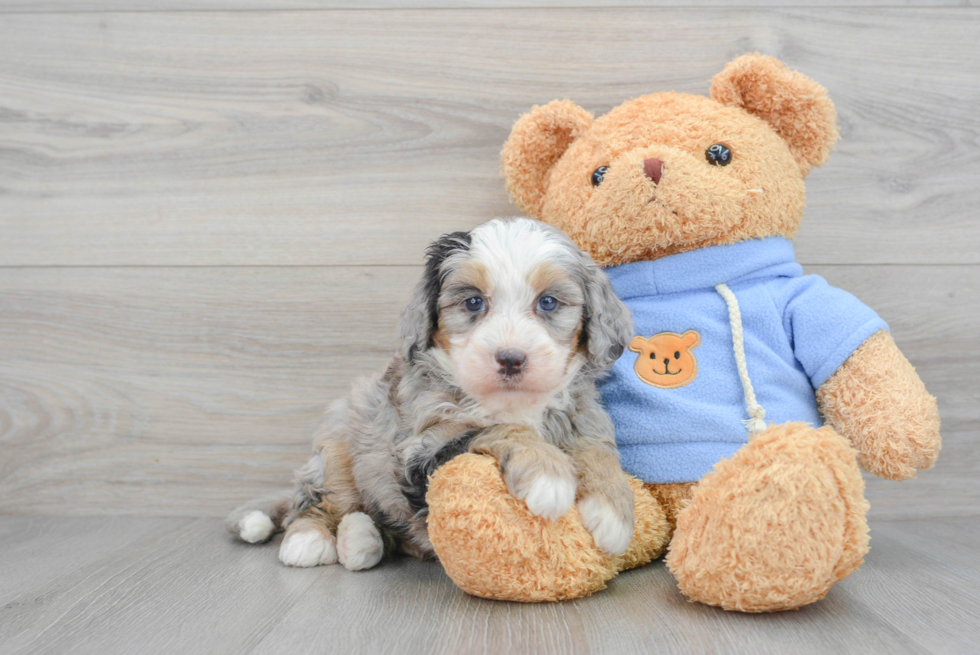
599,237,887,484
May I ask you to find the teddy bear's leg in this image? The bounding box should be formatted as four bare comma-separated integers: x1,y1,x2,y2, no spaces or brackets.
665,422,869,613
644,482,697,531
613,482,695,572
426,453,670,602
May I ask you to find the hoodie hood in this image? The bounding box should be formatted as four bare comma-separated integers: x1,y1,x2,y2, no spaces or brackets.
605,237,802,300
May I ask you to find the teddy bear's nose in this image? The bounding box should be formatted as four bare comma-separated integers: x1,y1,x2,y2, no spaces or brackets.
643,158,664,185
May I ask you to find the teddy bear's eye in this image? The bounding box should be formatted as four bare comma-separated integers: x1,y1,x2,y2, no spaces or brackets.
674,351,680,359
649,352,656,359
591,166,609,186
706,144,732,166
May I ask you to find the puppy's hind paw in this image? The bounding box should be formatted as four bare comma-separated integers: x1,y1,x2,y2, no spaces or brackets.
337,512,384,571
238,510,275,544
522,474,576,521
578,495,634,557
279,529,337,568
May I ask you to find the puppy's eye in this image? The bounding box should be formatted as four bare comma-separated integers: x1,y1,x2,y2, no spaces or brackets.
674,351,680,359
464,297,485,312
649,352,656,359
706,144,732,166
537,296,558,312
591,166,609,186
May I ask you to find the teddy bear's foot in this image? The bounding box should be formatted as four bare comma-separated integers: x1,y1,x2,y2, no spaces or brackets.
426,453,670,602
665,422,870,613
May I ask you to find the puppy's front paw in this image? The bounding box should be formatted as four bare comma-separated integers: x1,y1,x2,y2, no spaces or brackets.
578,494,634,557
502,447,577,520
279,529,337,567
522,474,577,521
337,512,384,571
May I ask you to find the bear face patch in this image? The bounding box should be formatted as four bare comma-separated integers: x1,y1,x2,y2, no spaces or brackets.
628,331,701,389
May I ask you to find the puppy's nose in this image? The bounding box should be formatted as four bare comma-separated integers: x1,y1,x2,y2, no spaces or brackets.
644,158,664,185
496,349,527,377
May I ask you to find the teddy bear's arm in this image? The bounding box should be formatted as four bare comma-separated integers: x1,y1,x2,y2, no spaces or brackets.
816,330,940,480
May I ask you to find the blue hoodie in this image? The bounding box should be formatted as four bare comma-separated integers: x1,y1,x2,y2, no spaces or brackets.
599,237,887,484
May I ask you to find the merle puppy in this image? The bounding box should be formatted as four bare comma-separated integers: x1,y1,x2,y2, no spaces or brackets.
227,218,634,571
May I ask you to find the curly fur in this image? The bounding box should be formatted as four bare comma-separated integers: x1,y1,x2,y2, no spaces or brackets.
227,218,637,569
817,330,941,480
427,453,670,602
666,422,870,612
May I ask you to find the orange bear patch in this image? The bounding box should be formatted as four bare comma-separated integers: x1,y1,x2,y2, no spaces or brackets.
628,331,701,389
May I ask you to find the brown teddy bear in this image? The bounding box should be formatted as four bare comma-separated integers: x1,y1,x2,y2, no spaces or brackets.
425,54,942,612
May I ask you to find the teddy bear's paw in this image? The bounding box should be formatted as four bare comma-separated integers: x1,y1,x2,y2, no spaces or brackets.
426,453,618,601
666,422,869,612
817,330,942,481
578,495,634,557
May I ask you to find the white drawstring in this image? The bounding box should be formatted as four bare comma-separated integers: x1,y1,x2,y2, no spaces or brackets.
715,283,768,434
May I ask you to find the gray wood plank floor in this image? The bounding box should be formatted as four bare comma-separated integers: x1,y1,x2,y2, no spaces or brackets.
2,1,975,13
0,516,977,655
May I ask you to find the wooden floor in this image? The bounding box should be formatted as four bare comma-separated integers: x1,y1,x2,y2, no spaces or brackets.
0,516,977,655
1,1,979,653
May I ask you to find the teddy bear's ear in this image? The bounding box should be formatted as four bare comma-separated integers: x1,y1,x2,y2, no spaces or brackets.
681,330,701,349
711,53,839,176
502,99,594,217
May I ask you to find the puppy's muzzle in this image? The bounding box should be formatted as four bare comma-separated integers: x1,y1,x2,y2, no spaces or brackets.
495,349,527,378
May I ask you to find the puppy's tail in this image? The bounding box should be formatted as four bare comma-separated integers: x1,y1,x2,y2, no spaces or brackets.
225,490,294,544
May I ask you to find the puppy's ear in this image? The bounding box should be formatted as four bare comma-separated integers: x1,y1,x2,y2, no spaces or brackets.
399,231,472,361
578,253,633,371
711,53,839,176
502,100,593,218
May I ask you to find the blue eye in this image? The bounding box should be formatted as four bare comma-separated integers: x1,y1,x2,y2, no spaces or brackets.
538,296,558,312
464,297,484,312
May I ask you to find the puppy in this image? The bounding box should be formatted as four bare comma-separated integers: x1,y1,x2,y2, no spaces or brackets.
226,217,635,571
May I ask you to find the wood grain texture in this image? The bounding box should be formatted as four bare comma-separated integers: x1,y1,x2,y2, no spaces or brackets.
1,0,974,12
0,264,976,518
1,8,978,265
0,516,977,655
0,266,414,515
1,6,977,652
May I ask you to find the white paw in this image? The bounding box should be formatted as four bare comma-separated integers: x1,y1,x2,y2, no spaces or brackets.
336,512,384,571
239,510,275,544
578,495,634,557
278,529,337,567
522,474,576,521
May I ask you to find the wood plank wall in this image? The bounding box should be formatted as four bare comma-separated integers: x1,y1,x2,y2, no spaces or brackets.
1,3,977,519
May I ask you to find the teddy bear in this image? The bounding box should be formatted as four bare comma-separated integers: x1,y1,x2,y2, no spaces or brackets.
423,54,942,612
